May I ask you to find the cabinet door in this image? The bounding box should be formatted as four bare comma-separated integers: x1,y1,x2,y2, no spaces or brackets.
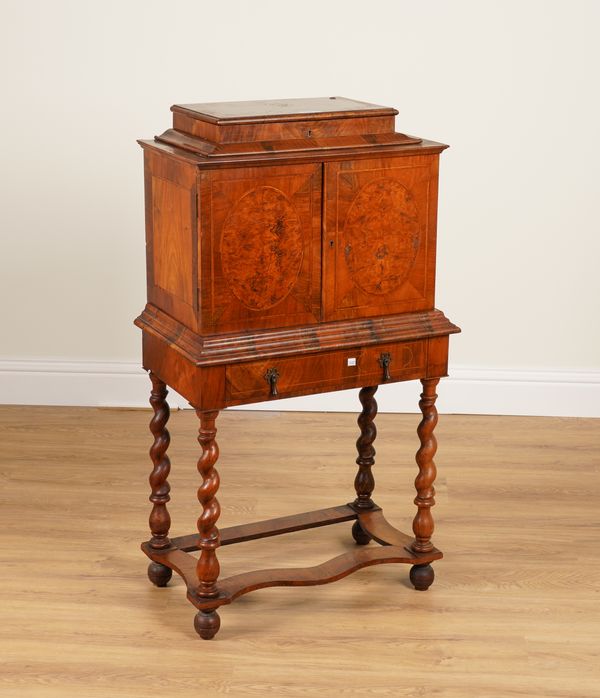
323,155,439,321
198,163,321,333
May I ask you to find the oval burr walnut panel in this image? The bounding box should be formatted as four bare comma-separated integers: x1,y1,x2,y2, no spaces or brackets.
343,178,420,296
199,164,322,333
220,186,304,311
323,154,440,322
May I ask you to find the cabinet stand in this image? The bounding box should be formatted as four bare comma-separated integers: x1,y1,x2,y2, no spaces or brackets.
142,375,441,640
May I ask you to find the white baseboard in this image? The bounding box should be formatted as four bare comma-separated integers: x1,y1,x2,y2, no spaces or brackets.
0,359,598,417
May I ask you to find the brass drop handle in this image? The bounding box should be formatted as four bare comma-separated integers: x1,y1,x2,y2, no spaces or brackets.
378,352,392,381
264,367,280,397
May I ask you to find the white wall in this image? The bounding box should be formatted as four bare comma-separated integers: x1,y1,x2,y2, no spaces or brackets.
1,0,599,416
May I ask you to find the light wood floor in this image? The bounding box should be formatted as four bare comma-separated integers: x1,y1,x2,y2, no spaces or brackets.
1,405,598,697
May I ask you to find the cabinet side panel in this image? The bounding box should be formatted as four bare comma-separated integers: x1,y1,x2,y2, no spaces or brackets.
426,335,449,378
142,332,226,409
144,150,198,331
152,177,193,304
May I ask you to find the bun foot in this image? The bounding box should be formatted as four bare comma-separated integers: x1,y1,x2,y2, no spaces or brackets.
409,563,435,591
147,561,172,587
351,520,371,545
194,610,221,640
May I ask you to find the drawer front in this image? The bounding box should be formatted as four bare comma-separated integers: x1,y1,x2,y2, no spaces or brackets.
225,340,426,405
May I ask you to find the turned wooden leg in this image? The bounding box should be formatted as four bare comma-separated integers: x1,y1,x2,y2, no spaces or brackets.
147,374,173,584
194,409,221,639
411,378,439,555
148,373,172,549
146,373,173,585
351,386,378,544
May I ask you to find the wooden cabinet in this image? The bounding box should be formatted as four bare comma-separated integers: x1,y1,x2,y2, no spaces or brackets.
135,96,460,640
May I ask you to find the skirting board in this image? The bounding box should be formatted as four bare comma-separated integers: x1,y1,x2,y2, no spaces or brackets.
0,359,598,417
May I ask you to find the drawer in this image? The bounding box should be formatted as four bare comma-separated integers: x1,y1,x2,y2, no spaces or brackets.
225,340,426,405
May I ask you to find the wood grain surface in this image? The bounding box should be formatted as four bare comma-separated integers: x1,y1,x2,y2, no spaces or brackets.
198,163,322,333
323,155,439,321
1,406,598,697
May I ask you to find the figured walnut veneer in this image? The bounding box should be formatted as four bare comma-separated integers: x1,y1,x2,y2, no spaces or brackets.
135,96,460,640
220,186,304,311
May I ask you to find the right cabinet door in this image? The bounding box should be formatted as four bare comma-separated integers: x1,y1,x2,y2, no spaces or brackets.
323,154,439,321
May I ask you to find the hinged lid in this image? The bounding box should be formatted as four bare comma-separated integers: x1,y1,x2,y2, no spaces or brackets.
173,96,397,124
155,96,424,158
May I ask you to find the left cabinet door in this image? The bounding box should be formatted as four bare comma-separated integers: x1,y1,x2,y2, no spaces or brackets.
198,163,322,333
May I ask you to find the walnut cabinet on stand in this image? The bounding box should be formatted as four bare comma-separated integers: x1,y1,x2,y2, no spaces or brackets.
135,96,460,640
